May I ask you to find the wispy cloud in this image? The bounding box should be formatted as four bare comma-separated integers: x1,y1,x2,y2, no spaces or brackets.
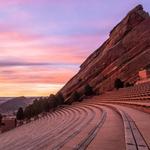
0,0,149,96
0,61,79,67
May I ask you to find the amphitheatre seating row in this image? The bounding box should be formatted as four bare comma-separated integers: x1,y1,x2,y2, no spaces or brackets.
0,103,106,150
98,82,150,101
0,107,85,150
88,82,150,114
61,104,106,150
100,101,150,107
35,106,95,150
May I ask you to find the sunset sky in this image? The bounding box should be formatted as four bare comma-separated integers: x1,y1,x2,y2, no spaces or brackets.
0,0,150,97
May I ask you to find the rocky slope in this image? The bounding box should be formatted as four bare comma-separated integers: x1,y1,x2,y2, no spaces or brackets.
60,5,150,99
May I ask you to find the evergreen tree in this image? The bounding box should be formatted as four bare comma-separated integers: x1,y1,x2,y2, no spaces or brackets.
24,105,32,119
16,107,24,120
56,92,65,105
49,94,58,108
43,98,50,112
23,94,64,119
0,113,2,125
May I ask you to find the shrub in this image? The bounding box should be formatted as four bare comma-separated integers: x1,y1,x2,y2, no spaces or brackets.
114,78,124,90
71,91,81,102
78,78,82,82
84,84,94,96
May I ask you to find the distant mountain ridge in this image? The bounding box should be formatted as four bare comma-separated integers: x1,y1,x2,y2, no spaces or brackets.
0,96,34,114
0,97,12,105
59,5,150,99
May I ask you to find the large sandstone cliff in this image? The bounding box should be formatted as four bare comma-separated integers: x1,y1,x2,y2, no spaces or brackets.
60,5,150,98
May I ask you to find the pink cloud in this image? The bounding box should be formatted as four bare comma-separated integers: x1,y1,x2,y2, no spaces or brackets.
0,83,64,96
0,29,107,64
0,0,66,7
0,66,77,84
0,21,108,96
0,31,43,42
0,0,31,6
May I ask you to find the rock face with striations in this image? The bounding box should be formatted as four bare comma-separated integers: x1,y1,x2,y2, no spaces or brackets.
60,5,150,99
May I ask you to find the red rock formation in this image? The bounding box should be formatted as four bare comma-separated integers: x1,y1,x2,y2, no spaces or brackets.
60,5,150,99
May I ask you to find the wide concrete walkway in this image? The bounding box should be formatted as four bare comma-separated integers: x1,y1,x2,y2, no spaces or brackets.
109,104,150,148
87,106,125,150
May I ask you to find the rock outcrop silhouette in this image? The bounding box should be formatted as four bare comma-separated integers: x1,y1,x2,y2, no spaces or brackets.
60,5,150,99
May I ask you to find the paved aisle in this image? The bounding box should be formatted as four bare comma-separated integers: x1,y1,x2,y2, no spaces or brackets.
87,106,125,150
109,104,150,148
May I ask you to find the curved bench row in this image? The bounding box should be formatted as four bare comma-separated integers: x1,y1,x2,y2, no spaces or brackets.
1,106,83,150
97,82,150,102
0,107,68,145
0,103,106,150
0,108,67,149
58,104,106,150
73,107,106,150
34,106,91,150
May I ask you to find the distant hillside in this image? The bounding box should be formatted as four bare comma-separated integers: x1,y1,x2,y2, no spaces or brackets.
0,96,34,114
0,97,11,105
60,5,150,99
